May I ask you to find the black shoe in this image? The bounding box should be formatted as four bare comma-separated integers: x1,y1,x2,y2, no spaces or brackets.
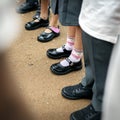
70,104,101,120
37,26,60,42
50,58,82,75
16,2,38,14
61,83,93,100
47,45,72,59
25,17,49,30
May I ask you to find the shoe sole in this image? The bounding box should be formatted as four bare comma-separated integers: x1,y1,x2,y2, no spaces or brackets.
37,33,60,43
25,23,49,30
50,65,82,75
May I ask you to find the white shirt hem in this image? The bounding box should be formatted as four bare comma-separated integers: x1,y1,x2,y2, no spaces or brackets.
80,20,117,44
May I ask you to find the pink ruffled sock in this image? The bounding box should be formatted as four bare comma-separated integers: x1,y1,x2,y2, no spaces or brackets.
56,36,75,53
60,48,83,67
49,26,60,33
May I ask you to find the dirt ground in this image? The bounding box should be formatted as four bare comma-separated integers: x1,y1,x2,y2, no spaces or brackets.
6,11,90,120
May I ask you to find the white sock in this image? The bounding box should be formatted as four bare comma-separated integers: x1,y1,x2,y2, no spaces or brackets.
65,36,75,50
60,48,83,67
56,36,75,52
56,46,64,52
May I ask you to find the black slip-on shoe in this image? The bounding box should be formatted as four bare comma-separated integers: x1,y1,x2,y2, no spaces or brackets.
50,58,82,75
61,83,93,100
47,45,72,59
70,104,101,120
37,26,60,42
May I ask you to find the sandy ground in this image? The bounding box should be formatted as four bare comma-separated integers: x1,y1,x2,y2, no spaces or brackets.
6,11,90,120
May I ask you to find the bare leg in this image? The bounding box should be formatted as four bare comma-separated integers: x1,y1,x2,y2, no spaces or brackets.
34,0,49,22
40,0,49,20
67,26,76,38
49,13,59,27
74,26,83,51
60,26,83,66
45,13,59,33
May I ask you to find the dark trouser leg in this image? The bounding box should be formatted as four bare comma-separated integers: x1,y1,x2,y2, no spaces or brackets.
81,44,94,87
81,31,94,88
82,31,113,111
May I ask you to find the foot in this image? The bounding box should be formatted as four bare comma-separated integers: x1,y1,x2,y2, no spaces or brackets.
70,104,101,120
61,83,93,100
47,45,72,59
50,58,82,75
37,26,60,42
25,17,49,30
16,1,39,14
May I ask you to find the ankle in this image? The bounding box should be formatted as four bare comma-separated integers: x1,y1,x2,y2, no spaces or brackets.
49,23,59,28
40,15,48,20
49,26,60,33
68,48,83,62
56,45,71,53
64,36,75,51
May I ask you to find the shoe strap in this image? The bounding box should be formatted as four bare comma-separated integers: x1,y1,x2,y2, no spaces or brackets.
65,58,74,66
32,17,41,22
33,8,41,20
61,45,72,53
62,45,66,50
33,14,40,20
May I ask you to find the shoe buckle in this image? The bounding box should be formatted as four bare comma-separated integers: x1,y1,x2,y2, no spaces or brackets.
66,58,73,66
70,62,74,66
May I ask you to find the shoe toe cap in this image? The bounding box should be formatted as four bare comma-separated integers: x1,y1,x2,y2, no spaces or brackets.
50,63,67,73
37,35,45,41
25,23,31,29
62,86,74,96
50,63,59,70
47,49,57,55
16,7,21,13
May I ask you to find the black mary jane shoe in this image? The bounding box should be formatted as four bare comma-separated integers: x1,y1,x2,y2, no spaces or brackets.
50,58,82,75
37,26,60,42
47,45,71,59
25,17,49,30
